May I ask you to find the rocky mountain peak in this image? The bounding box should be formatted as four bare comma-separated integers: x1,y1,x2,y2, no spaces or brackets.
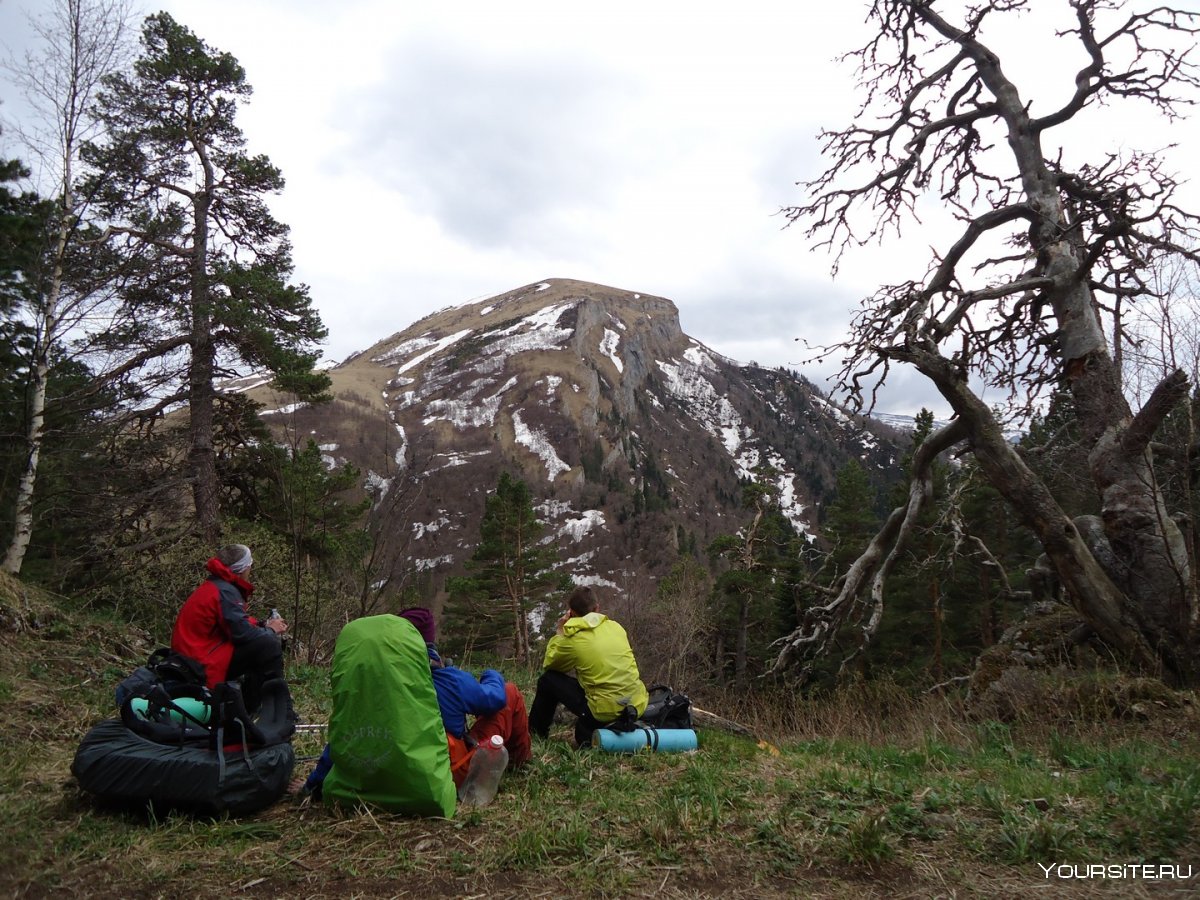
250,278,905,602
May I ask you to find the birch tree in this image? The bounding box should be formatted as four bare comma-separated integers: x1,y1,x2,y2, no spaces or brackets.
1,0,134,575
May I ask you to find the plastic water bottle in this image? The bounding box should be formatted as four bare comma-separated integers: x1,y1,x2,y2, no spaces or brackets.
458,734,509,808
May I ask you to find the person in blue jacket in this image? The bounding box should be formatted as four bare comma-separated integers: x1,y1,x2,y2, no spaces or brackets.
398,607,531,787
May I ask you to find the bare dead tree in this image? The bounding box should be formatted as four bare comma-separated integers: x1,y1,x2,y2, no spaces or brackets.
771,419,968,678
776,0,1200,684
349,430,435,621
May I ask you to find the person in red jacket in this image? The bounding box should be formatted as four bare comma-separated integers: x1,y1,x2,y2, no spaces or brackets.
170,543,288,711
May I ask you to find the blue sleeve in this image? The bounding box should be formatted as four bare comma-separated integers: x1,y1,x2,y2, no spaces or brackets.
305,744,332,792
433,667,508,737
449,667,506,716
469,669,507,714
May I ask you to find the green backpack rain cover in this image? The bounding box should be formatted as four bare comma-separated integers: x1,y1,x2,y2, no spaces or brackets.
322,614,455,817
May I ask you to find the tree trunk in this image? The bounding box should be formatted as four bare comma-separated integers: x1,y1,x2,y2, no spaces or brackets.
188,177,220,545
734,593,750,690
905,347,1172,677
3,185,70,575
714,631,726,687
5,0,134,573
2,324,53,575
930,575,942,685
1,355,46,575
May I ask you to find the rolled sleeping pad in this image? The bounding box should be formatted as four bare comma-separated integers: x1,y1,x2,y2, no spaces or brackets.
129,695,212,725
593,726,698,753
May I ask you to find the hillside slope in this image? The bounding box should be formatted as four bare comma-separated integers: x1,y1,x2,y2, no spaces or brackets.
4,578,1197,898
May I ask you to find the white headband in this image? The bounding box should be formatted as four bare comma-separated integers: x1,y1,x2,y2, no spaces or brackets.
228,546,253,574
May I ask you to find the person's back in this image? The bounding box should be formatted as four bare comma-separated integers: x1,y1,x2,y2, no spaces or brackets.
530,586,648,745
397,607,531,790
301,611,530,805
170,543,288,713
547,611,647,722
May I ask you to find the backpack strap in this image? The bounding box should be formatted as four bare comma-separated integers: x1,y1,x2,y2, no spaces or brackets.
211,681,268,749
114,665,158,708
251,678,297,746
606,703,640,734
641,723,660,751
211,680,293,789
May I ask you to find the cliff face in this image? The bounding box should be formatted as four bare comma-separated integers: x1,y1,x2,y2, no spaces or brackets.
244,278,904,602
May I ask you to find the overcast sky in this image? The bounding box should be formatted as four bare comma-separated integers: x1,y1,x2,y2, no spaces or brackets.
3,0,1199,418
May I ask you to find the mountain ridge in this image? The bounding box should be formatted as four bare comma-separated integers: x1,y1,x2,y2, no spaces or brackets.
241,277,908,604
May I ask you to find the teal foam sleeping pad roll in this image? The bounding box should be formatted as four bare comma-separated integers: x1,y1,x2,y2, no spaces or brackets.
129,695,211,724
593,727,699,753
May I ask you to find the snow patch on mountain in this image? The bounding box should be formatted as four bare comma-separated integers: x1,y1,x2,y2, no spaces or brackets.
658,354,811,535
426,450,491,474
658,357,745,458
484,302,577,359
365,470,391,499
222,374,272,393
414,555,454,571
513,410,570,481
811,394,851,425
536,499,574,520
423,377,518,428
572,573,618,589
683,344,719,371
260,402,306,416
393,424,408,470
600,329,623,373
412,516,451,540
400,330,472,375
558,509,605,542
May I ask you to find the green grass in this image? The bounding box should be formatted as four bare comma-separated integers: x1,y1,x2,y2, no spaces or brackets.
1,589,1198,897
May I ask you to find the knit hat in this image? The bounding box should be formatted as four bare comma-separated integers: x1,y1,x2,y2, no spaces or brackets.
398,607,436,644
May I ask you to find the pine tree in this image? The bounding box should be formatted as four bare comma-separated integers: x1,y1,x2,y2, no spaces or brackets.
246,438,368,654
79,12,329,543
823,459,881,572
868,409,952,679
707,473,799,688
443,472,570,665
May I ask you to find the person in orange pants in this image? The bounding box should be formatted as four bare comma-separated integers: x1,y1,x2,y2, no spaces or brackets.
398,608,531,789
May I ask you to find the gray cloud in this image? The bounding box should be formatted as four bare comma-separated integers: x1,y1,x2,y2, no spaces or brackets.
674,262,953,417
336,37,631,252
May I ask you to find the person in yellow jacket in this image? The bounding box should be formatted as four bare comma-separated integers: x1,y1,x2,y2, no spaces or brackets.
528,585,649,747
